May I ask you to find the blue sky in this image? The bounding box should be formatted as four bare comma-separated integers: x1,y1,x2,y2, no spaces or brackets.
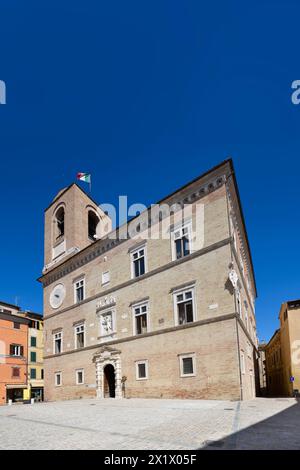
0,0,299,342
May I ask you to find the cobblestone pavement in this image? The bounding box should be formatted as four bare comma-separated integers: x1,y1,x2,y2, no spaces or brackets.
0,397,299,450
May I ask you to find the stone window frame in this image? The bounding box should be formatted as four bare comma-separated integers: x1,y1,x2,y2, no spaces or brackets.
74,322,86,350
236,288,242,318
75,368,85,385
172,285,197,327
170,220,193,262
73,276,86,304
53,331,63,355
130,244,148,279
179,353,196,378
240,351,246,375
135,360,149,381
244,301,249,330
132,300,150,336
101,270,110,286
55,371,62,387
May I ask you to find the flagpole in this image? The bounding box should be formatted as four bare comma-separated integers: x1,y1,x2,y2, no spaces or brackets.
89,175,92,193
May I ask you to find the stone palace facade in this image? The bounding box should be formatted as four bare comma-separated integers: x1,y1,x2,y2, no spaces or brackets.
39,159,258,401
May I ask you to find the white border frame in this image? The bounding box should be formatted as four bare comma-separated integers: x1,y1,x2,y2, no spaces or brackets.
132,300,150,336
179,353,196,378
73,277,86,304
55,371,62,387
53,331,63,355
74,323,86,350
130,244,148,279
75,368,85,385
101,270,110,286
172,285,196,326
135,360,149,380
240,351,246,374
170,220,193,262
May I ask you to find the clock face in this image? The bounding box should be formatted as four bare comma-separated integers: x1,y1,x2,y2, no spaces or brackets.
50,284,66,309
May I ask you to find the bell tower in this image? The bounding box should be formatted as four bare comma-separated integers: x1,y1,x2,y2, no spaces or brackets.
43,184,112,273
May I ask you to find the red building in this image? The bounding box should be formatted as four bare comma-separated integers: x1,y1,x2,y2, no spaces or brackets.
0,302,29,405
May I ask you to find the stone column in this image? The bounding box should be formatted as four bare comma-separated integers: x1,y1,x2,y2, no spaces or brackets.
115,358,122,399
96,360,103,398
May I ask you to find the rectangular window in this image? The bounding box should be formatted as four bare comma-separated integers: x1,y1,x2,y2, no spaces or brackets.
13,322,20,329
30,368,36,379
12,367,20,378
237,290,242,317
101,271,110,285
136,360,148,380
55,372,62,387
76,369,84,385
174,288,195,325
172,224,191,260
240,351,245,374
41,369,44,380
75,324,85,349
31,336,37,347
244,307,248,329
30,320,40,329
31,351,37,362
74,278,85,303
133,303,149,335
131,247,146,278
53,331,63,354
179,354,196,377
10,344,23,357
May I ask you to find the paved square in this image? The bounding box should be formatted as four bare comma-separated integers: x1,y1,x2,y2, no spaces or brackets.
0,397,299,450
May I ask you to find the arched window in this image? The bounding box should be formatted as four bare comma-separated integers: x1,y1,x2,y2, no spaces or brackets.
88,210,100,240
55,207,65,240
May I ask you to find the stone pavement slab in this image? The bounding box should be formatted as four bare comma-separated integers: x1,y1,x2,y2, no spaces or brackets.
0,397,299,450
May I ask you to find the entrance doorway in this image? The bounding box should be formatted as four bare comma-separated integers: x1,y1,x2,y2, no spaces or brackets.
103,364,116,398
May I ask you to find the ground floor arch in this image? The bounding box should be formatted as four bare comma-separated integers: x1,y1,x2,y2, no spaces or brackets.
93,346,122,399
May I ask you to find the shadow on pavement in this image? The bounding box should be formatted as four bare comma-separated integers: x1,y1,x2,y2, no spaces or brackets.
202,398,300,450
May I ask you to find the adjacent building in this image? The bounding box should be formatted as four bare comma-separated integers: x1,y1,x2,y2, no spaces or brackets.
0,301,44,404
257,342,267,396
265,300,300,397
26,312,44,401
39,159,258,402
0,302,29,404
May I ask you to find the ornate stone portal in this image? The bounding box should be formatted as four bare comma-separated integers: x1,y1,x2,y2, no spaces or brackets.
93,346,122,399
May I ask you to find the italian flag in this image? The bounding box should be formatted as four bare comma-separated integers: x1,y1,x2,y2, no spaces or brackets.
77,172,91,184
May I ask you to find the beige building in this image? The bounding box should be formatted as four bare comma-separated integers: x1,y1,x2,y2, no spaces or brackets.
39,159,258,401
0,302,43,403
25,312,44,401
265,300,300,397
258,342,267,396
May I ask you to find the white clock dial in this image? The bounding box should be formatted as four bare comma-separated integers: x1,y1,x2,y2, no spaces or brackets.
50,284,66,309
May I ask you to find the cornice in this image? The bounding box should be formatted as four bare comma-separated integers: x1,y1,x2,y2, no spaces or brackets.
44,312,238,360
39,172,228,288
226,175,257,298
43,237,232,321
